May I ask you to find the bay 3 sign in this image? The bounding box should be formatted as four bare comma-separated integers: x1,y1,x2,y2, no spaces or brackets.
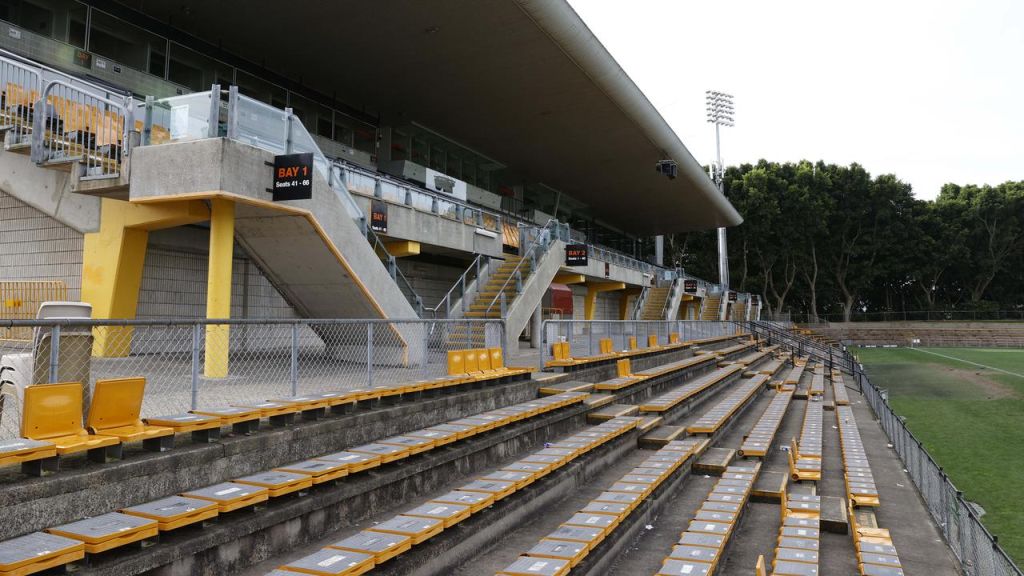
272,152,314,201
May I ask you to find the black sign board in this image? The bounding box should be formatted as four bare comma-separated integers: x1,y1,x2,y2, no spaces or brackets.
750,294,760,305
683,279,698,293
272,152,313,201
728,291,738,302
73,49,92,69
370,199,388,233
565,244,588,267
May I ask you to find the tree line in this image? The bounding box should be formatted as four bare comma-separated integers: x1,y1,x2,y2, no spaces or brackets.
669,160,1024,322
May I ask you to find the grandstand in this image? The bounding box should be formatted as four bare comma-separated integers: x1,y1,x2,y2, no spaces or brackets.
0,2,1015,576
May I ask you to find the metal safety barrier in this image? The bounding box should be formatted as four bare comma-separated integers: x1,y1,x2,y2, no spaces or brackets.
0,317,505,442
31,80,132,178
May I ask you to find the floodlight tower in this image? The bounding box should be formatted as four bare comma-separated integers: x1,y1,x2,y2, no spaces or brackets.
706,90,734,290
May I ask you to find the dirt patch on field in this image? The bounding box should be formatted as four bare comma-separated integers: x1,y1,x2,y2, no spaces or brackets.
942,366,1020,399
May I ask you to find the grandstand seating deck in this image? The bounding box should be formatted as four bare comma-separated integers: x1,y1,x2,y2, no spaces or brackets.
0,338,966,576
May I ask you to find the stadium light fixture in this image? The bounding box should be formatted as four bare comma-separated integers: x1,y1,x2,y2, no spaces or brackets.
706,90,734,292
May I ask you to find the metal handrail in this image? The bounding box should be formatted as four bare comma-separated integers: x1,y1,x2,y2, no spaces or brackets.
630,285,649,320
365,226,423,315
482,220,563,317
31,79,132,177
425,253,490,319
334,159,504,233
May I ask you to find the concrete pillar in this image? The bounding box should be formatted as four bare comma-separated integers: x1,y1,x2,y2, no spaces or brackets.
654,235,664,267
204,199,235,378
531,303,542,349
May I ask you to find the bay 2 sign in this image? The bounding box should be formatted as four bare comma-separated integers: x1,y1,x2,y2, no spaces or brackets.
565,244,588,266
272,152,314,201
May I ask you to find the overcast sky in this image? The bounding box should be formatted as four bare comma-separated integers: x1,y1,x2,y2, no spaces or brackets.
568,0,1024,200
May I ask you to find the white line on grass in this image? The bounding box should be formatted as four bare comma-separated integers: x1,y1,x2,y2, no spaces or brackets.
911,348,1024,379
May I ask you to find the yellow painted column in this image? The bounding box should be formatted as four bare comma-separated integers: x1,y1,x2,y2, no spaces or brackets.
204,199,235,378
584,282,626,320
82,222,149,357
619,287,643,320
82,198,210,357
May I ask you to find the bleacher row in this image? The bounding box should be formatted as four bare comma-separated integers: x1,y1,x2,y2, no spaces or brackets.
655,462,762,576
808,365,825,396
271,416,642,576
738,390,794,457
0,385,585,575
783,362,806,386
687,374,769,434
544,333,743,370
638,364,745,413
498,437,710,576
0,347,530,476
839,399,904,576
836,405,880,508
539,336,754,402
849,502,906,576
755,357,785,377
727,345,778,368
832,370,851,406
787,397,823,482
757,491,823,576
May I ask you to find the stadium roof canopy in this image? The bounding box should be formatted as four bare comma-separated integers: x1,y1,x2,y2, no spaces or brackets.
113,0,743,234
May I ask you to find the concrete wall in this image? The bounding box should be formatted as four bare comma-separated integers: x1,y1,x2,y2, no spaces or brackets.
0,189,84,300
570,285,624,321
567,252,649,286
396,258,465,309
351,193,503,257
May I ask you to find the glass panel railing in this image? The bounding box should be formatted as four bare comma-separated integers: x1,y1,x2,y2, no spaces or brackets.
145,91,213,144
233,94,287,154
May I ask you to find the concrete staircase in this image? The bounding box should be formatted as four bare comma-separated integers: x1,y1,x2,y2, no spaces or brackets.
446,240,565,347
447,255,529,347
701,293,723,321
639,286,671,320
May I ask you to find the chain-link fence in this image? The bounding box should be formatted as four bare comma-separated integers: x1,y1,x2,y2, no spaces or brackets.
0,318,504,440
538,320,742,369
771,322,1023,576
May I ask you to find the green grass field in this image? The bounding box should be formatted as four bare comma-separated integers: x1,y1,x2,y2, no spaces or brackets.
854,346,1024,564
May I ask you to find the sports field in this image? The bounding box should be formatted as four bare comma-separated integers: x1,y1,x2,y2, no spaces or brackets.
854,346,1024,564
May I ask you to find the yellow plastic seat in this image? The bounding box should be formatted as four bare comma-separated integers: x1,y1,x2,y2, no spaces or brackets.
647,334,660,348
489,347,528,376
463,348,483,379
447,349,467,377
628,336,638,350
22,382,121,458
616,359,633,378
87,377,174,449
0,532,84,575
0,437,56,471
